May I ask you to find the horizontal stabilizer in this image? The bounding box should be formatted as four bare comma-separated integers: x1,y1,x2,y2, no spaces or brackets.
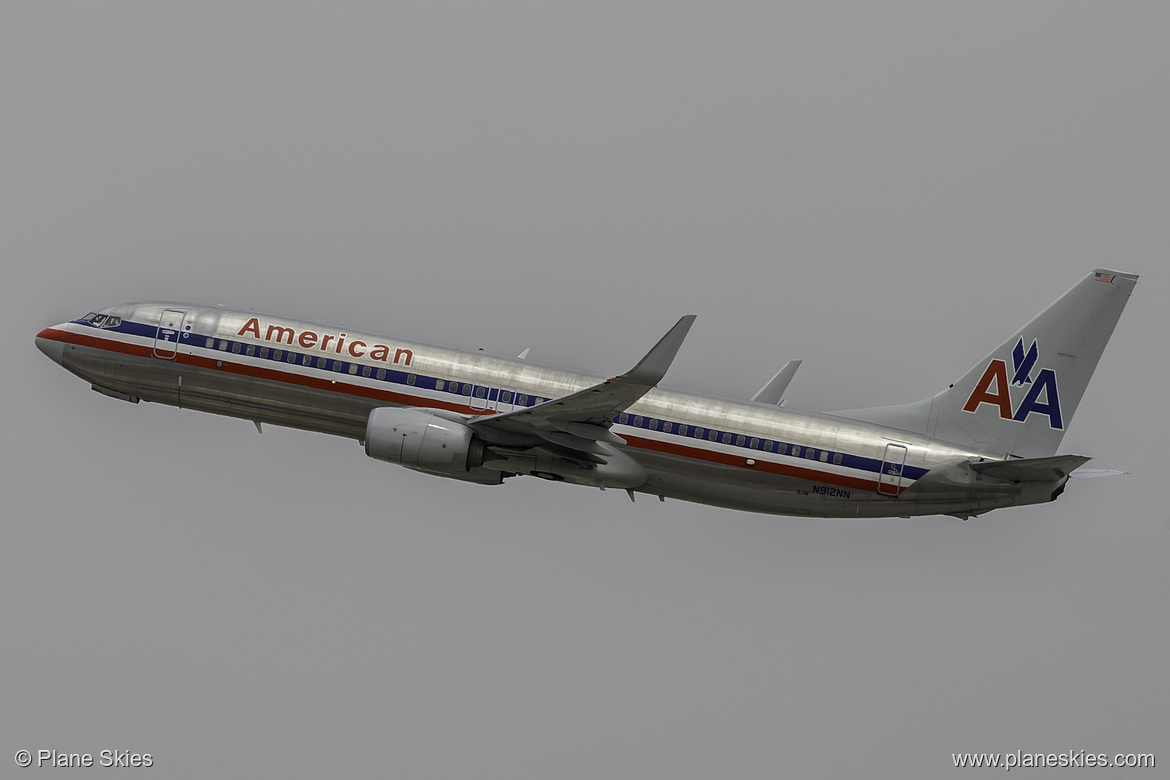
970,455,1091,482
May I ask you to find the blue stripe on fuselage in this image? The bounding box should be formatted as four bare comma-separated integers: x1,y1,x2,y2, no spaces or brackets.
85,317,930,483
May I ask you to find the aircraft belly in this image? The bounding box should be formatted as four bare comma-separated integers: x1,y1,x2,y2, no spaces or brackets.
626,449,1020,518
61,341,133,397
66,345,372,439
175,363,372,439
630,449,831,516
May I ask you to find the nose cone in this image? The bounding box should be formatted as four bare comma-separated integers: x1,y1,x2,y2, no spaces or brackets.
36,327,65,366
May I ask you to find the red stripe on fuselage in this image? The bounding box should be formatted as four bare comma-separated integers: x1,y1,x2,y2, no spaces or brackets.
38,326,486,416
620,434,896,494
40,327,906,495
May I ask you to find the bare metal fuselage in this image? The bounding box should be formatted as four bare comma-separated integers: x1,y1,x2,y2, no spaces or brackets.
38,302,1052,518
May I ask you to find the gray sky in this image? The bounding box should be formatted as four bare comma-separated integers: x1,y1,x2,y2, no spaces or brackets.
3,3,1167,777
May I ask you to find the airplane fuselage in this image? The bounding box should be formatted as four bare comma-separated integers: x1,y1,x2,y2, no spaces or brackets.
36,301,1040,519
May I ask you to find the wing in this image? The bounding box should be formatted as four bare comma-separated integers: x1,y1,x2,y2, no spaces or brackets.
469,315,696,459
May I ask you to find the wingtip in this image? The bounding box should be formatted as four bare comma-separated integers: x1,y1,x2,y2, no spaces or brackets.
623,315,697,385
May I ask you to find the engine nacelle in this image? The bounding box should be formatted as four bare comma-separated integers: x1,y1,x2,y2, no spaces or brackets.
365,407,500,484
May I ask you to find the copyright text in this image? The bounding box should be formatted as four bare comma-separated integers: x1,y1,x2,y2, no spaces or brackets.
14,749,153,768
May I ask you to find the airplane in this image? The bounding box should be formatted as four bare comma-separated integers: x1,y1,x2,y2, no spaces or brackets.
35,268,1136,519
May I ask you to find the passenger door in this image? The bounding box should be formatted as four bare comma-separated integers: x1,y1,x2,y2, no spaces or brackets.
153,308,188,359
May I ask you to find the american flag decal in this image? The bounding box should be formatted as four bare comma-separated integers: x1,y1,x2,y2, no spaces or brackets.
1094,272,1113,283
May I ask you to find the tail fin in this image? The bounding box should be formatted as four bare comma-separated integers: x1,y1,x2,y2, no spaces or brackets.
832,269,1138,458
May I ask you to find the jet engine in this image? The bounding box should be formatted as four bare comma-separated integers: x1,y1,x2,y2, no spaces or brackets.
365,407,501,484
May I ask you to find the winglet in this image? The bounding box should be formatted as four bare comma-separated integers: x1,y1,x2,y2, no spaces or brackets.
620,315,696,386
752,360,802,405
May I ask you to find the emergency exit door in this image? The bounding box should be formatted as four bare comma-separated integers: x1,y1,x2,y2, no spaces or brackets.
878,443,908,496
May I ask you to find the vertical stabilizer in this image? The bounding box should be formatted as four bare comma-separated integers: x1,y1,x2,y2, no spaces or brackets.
832,269,1137,458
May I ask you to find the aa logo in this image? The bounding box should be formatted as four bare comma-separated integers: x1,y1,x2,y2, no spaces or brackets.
962,338,1063,429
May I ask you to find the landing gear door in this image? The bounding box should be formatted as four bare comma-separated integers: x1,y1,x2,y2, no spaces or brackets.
878,443,908,496
153,308,188,359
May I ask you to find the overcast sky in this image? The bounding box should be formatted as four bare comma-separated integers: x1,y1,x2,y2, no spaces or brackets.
3,3,1167,777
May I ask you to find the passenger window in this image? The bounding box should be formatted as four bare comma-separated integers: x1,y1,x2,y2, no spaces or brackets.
435,379,445,390
749,438,759,449
819,451,828,462
517,394,527,405
348,364,358,375
791,446,801,457
231,342,241,353
721,432,731,444
634,416,643,427
475,386,486,398
462,384,472,396
500,391,512,403
260,347,268,358
777,443,787,455
833,453,843,465
449,382,459,393
764,441,774,452
806,448,815,459
678,424,687,436
205,337,215,348
619,413,628,424
736,434,745,446
302,355,312,366
245,345,254,356
362,366,372,377
287,352,297,363
663,422,672,433
272,349,281,360
218,340,229,351
333,360,343,372
709,430,718,441
693,427,703,438
407,374,416,385
649,419,658,431
377,369,386,380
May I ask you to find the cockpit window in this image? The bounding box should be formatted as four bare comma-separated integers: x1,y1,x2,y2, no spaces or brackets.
78,313,121,328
